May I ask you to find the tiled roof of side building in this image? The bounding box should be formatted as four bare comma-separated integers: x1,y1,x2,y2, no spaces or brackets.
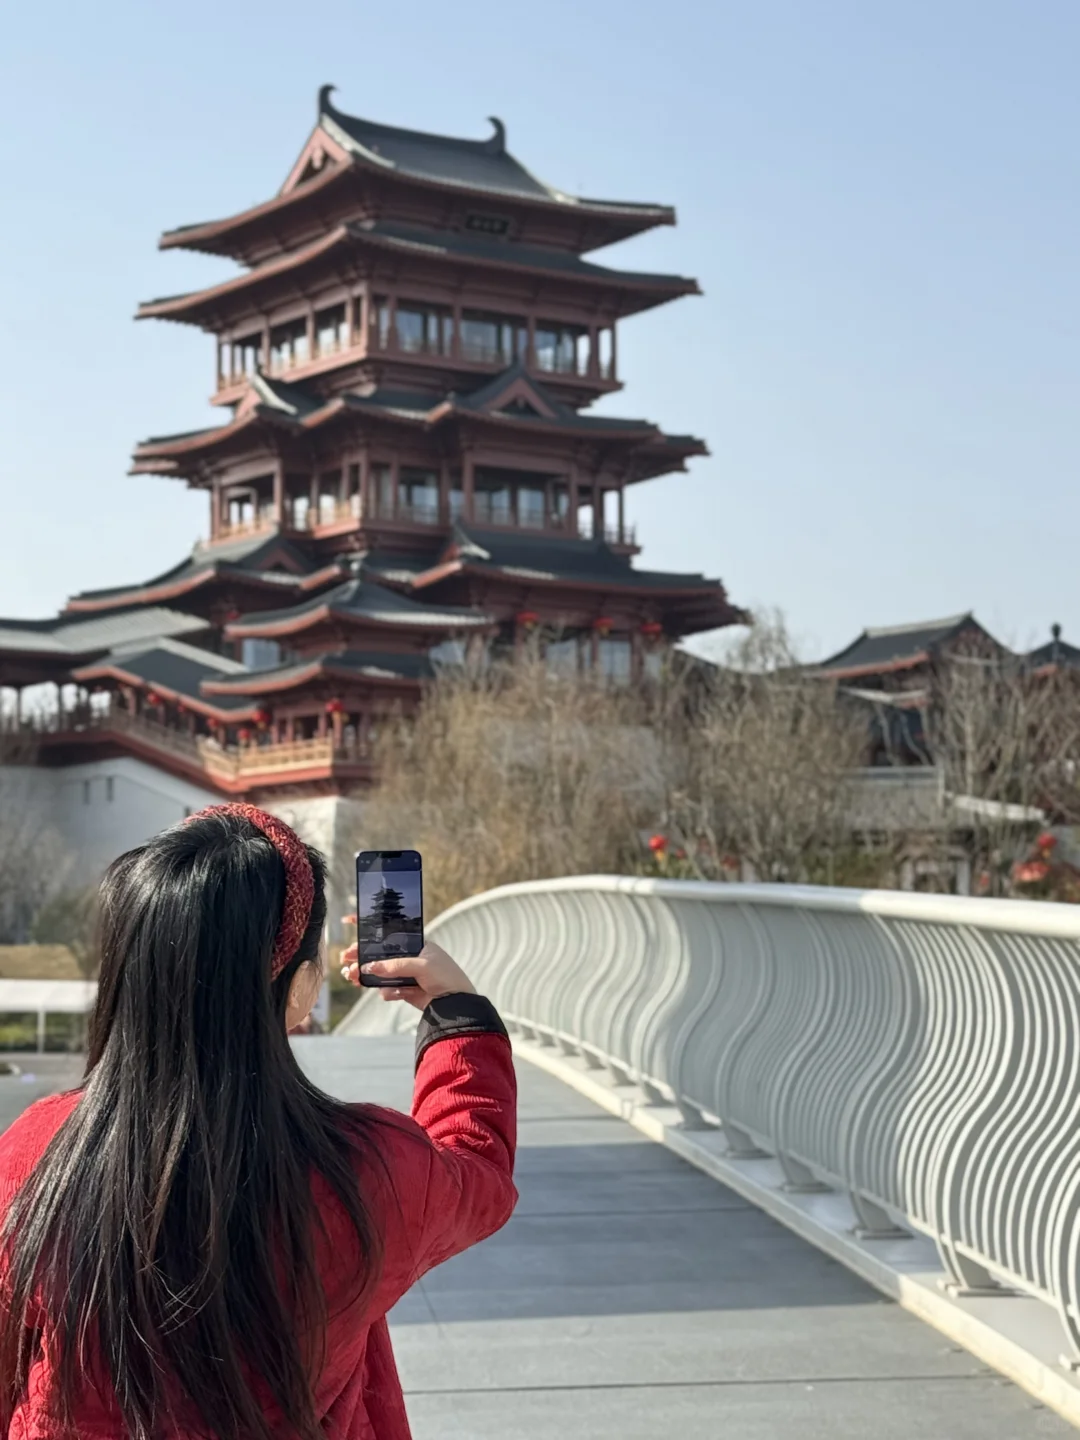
73,639,256,712
201,650,434,695
226,578,493,637
428,525,730,592
1027,633,1080,670
815,614,991,676
0,606,209,657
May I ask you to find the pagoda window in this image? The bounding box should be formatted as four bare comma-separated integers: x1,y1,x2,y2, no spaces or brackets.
231,332,262,382
597,637,632,684
460,311,526,366
241,639,281,670
449,480,465,521
535,321,587,376
399,468,439,524
518,486,545,530
372,463,393,519
269,318,309,372
395,304,453,356
374,298,392,350
552,485,571,530
315,305,347,357
546,638,579,676
597,327,615,380
317,469,343,523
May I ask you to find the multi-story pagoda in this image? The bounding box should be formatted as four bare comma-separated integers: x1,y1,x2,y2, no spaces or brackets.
0,87,741,817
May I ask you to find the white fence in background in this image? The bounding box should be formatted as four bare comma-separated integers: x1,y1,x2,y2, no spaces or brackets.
423,877,1080,1361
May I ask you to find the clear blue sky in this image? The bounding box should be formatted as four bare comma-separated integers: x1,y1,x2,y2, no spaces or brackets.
1,0,1076,659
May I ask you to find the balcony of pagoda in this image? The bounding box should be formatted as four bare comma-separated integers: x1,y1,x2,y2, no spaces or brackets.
213,300,620,408
25,698,375,796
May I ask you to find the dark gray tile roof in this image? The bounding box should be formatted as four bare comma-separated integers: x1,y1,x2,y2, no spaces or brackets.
441,525,725,592
205,649,433,692
0,606,208,657
78,640,254,711
356,220,696,291
68,533,336,610
230,578,492,632
1027,634,1080,670
816,614,987,675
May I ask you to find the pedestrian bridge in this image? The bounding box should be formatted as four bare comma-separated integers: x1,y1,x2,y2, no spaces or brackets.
332,877,1080,1437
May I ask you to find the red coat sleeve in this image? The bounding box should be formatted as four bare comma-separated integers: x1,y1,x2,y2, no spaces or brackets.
407,1026,518,1274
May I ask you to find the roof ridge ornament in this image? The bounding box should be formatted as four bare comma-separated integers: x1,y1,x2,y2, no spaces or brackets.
484,117,506,154
318,83,340,122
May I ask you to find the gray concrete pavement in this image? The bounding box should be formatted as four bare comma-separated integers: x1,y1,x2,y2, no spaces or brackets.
0,1042,1066,1436
294,1036,1070,1440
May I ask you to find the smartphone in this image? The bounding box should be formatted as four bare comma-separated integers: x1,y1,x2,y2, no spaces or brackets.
355,850,423,987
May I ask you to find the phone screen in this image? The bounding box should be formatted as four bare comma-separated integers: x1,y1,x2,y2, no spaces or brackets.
355,851,424,962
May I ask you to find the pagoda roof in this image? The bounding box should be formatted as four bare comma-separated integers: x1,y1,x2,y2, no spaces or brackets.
137,220,698,328
64,531,345,613
132,369,705,478
815,613,1000,680
224,577,492,640
159,89,675,260
1026,630,1080,672
0,605,209,661
72,638,258,719
200,649,432,697
415,523,739,599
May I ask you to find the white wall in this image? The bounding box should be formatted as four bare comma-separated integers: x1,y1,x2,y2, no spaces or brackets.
0,759,219,889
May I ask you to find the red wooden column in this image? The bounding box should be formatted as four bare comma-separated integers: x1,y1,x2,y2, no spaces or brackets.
463,452,475,522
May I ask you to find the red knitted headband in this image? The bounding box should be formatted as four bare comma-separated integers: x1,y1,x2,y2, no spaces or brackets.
187,803,316,978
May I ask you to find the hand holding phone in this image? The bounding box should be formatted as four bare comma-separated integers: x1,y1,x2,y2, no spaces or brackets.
339,938,477,1011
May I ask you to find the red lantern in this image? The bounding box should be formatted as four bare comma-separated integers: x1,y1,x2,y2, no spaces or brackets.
640,621,663,639
224,608,241,623
206,716,220,732
516,610,540,628
145,691,162,707
253,707,271,727
238,726,253,743
593,616,613,637
325,698,345,715
648,834,667,854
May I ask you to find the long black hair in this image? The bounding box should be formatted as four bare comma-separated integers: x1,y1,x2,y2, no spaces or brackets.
0,810,382,1440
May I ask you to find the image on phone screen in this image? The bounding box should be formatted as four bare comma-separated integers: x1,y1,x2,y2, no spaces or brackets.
355,851,424,961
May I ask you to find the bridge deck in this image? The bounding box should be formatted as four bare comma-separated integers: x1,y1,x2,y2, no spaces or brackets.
0,1042,1067,1438
296,1036,1068,1440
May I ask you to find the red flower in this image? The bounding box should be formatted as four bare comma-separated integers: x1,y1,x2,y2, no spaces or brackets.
648,834,667,854
1013,860,1051,884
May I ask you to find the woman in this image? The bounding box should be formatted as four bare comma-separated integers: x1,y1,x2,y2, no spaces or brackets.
0,803,516,1440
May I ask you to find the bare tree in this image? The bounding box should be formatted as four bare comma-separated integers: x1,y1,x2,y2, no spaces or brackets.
346,656,657,919
0,772,70,943
660,615,866,883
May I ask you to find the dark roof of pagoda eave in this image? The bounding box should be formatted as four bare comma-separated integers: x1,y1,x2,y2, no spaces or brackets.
71,646,259,721
64,534,345,615
223,577,494,640
137,222,699,330
200,650,433,697
814,613,1002,680
157,98,676,262
130,385,705,474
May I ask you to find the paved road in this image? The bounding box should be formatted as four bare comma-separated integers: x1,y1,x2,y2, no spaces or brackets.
294,1036,1070,1440
0,1043,1067,1438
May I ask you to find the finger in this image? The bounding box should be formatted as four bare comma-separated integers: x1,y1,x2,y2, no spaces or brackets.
380,987,406,1002
341,942,358,963
362,955,420,979
341,914,357,927
340,961,360,984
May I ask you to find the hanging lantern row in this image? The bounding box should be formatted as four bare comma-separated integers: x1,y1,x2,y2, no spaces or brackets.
515,610,540,628
325,697,346,716
145,691,163,707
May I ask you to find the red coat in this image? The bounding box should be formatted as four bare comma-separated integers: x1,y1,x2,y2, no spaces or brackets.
0,1028,517,1439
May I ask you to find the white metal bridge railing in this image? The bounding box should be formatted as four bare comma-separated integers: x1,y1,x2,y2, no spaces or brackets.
425,876,1080,1361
